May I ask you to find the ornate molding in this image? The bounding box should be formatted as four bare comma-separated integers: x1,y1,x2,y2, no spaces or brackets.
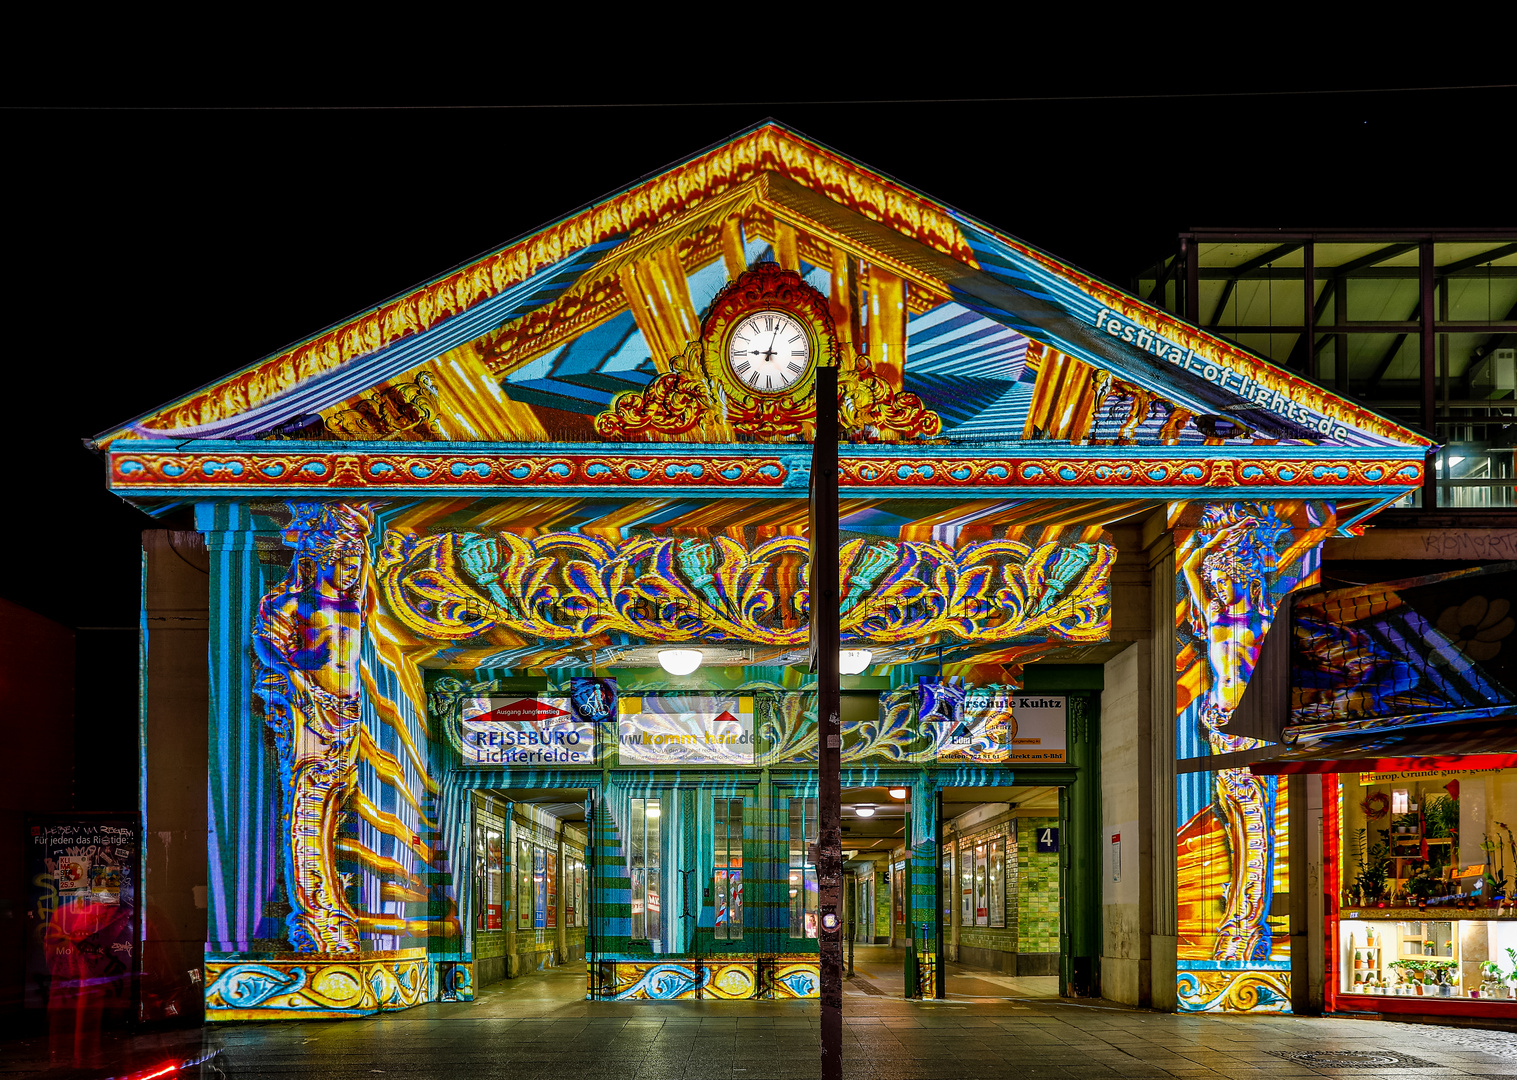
840,455,1423,491
204,949,449,1017
376,529,1113,648
106,443,1423,497
111,447,793,492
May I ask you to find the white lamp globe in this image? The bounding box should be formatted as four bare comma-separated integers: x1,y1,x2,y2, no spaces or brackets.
657,649,703,675
839,649,873,675
854,805,876,818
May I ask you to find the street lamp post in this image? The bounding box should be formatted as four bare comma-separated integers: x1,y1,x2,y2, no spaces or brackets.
811,363,842,1080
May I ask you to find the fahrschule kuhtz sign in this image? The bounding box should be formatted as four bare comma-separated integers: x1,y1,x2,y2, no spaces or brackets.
459,696,596,766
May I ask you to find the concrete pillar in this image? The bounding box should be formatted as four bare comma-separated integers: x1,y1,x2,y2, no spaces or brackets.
1148,534,1179,1012
908,776,938,996
948,835,961,962
505,809,519,978
556,832,567,964
141,529,210,1020
1101,640,1152,1007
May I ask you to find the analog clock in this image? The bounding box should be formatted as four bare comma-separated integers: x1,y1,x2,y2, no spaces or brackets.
725,310,812,395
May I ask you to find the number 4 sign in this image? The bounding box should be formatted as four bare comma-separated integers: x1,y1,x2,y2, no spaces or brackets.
1036,827,1059,854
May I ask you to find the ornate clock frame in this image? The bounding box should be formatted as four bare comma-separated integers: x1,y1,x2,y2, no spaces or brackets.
702,262,837,436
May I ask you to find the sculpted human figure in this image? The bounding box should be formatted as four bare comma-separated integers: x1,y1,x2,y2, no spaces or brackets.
253,503,373,954
1179,505,1284,964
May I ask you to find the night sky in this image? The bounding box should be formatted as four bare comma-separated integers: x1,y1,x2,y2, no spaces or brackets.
8,88,1514,630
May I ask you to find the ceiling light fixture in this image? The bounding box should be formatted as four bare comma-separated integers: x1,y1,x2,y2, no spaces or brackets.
839,649,873,675
657,649,703,675
854,805,876,818
888,787,908,800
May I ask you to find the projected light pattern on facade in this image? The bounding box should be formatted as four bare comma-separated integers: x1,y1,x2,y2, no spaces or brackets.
252,503,375,954
96,122,1438,1023
377,528,1114,653
1173,500,1334,1012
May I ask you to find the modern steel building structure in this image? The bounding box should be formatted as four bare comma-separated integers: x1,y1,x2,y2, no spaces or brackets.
90,125,1436,1022
1141,230,1517,1021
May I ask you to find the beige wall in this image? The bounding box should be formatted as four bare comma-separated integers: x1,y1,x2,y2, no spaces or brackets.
142,530,210,1019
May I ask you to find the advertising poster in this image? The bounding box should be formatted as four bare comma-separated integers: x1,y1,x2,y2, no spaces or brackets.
24,815,141,1012
931,693,1068,763
616,696,755,766
460,696,596,766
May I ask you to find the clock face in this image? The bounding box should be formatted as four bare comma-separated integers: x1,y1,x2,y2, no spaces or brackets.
726,310,811,394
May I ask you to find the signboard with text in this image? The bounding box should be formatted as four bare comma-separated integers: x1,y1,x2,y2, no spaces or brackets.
616,696,756,766
931,693,1068,763
460,696,596,766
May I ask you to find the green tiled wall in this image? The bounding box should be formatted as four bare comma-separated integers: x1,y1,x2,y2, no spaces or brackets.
1016,817,1060,953
475,931,506,960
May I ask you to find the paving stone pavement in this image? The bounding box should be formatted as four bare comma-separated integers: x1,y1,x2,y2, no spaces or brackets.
12,958,1517,1080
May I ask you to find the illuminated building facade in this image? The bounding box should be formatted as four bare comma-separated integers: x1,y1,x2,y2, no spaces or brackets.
99,125,1433,1019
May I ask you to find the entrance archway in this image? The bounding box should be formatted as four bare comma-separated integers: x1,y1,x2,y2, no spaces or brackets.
939,785,1063,1001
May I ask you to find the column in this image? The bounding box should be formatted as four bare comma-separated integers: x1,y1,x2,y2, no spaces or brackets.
1170,501,1334,1014
201,502,277,956
556,831,567,964
908,774,939,997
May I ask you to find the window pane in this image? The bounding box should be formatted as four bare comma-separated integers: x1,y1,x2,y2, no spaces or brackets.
788,797,818,939
960,843,972,924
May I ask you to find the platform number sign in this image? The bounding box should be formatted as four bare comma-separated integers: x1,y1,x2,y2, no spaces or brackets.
1036,827,1059,854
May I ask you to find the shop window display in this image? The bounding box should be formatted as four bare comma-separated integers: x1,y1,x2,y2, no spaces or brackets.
1334,766,1517,1007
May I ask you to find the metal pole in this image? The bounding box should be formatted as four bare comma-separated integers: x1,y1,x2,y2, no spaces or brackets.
811,363,843,1080
935,787,945,1000
587,791,597,1000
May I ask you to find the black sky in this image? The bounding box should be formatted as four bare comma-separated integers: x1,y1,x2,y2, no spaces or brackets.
6,88,1514,629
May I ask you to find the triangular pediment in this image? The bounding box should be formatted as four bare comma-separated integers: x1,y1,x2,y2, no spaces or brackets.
97,122,1430,458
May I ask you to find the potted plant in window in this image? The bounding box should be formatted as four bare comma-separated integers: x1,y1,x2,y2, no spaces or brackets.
1389,959,1419,994
1353,829,1392,906
1406,864,1440,907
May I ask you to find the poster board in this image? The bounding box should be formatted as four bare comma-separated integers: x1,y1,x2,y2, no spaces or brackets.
24,814,141,1013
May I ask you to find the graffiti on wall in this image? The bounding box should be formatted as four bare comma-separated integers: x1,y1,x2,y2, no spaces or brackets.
1173,500,1334,1010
